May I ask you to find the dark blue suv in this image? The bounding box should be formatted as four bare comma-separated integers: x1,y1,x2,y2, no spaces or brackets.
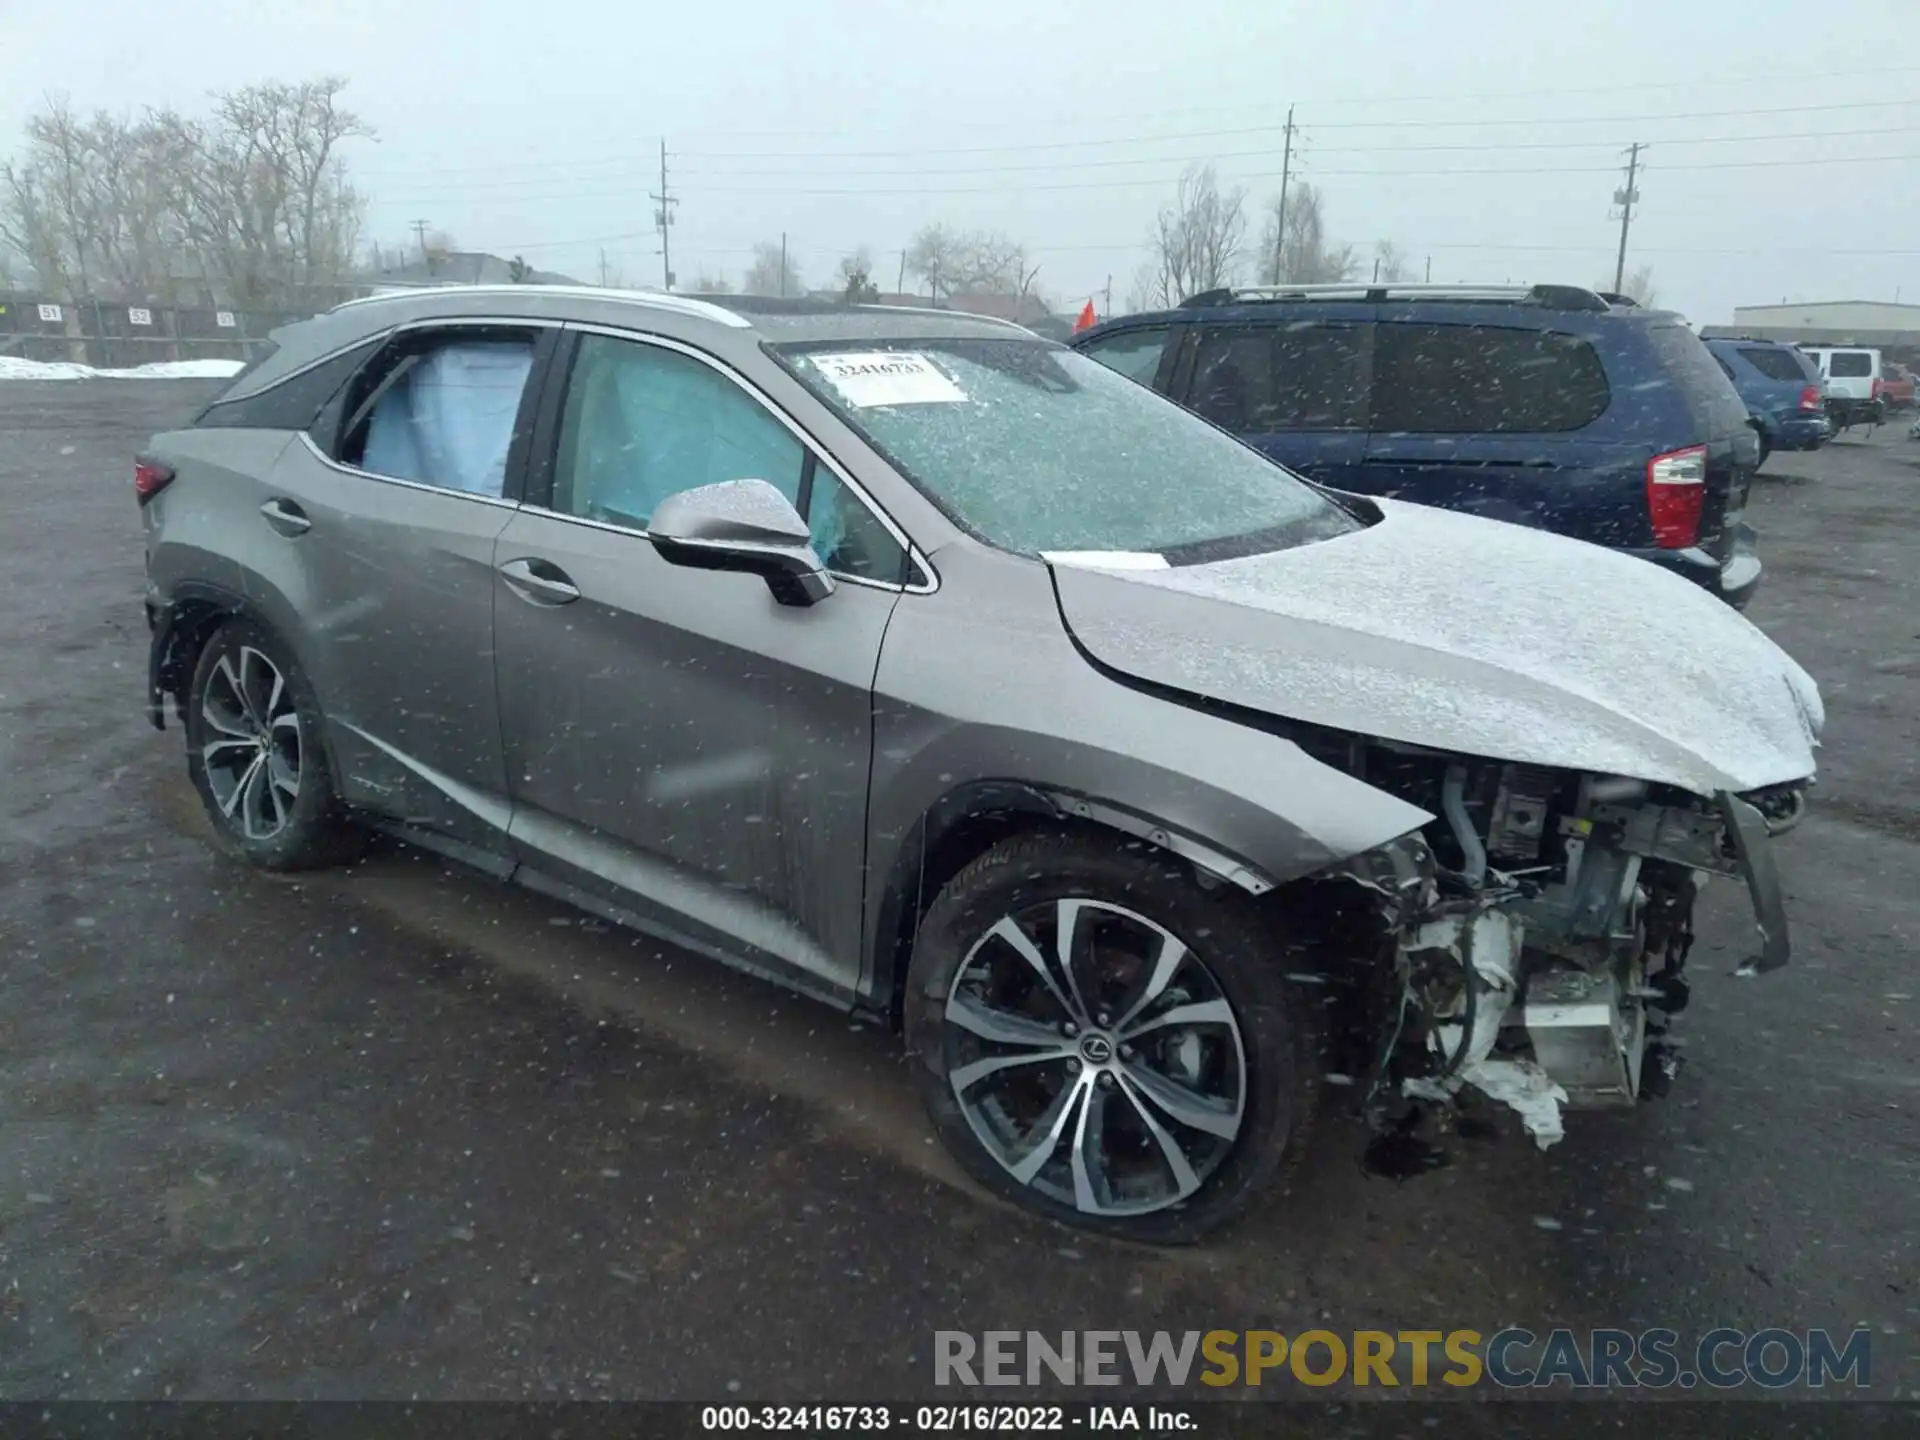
1074,283,1762,608
1703,336,1829,464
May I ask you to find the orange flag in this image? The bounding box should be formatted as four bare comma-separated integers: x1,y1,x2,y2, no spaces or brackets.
1073,300,1097,332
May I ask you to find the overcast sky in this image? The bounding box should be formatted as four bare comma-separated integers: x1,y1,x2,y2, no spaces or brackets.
3,0,1915,320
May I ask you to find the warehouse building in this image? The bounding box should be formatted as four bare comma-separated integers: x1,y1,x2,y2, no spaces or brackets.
1702,300,1920,362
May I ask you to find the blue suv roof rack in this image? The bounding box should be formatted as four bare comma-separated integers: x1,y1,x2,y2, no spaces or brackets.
1178,281,1612,312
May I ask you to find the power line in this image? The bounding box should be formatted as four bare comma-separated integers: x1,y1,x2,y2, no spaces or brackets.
355,97,1920,180
466,148,1920,204
670,99,1920,157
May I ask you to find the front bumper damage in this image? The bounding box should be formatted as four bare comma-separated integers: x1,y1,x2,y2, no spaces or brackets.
1348,774,1800,1151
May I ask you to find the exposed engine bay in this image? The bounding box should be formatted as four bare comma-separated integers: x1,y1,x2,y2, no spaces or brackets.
1307,742,1806,1151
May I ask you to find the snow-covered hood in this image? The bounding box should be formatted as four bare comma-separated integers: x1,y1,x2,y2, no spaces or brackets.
1050,498,1823,796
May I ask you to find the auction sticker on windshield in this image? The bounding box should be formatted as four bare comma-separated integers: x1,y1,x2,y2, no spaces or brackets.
809,351,968,407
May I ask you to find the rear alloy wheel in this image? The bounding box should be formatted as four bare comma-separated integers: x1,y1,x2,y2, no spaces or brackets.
185,619,359,870
906,832,1319,1243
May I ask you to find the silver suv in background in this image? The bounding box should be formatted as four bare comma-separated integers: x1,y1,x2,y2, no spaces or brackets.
139,287,1823,1241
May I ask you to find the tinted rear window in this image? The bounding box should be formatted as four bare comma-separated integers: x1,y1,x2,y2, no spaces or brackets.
1371,323,1609,434
196,338,380,432
1829,351,1874,377
1645,325,1750,436
1739,346,1812,383
1187,323,1369,431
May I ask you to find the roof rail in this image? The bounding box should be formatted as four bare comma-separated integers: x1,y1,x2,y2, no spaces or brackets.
331,284,752,327
1179,281,1612,312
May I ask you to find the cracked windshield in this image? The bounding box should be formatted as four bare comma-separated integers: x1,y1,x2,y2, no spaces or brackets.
0,2,1912,1435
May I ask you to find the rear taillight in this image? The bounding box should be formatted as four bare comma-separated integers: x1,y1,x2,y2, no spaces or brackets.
1798,385,1823,412
1646,444,1706,549
133,456,175,503
1872,377,1885,400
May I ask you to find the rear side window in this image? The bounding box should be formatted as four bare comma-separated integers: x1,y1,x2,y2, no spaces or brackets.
337,329,539,498
1739,346,1811,383
1644,325,1751,436
195,340,381,431
1830,351,1873,377
1078,326,1172,386
1372,323,1609,434
1187,323,1368,431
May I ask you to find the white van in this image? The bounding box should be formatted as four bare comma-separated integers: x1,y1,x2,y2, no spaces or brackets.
1800,346,1884,426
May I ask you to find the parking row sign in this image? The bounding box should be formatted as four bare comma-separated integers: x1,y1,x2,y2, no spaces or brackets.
38,303,61,323
129,307,153,326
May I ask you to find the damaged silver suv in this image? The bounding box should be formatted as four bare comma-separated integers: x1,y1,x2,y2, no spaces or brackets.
138,287,1822,1242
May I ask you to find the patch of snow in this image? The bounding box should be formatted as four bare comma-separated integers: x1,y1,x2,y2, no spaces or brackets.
0,356,245,381
1052,498,1823,796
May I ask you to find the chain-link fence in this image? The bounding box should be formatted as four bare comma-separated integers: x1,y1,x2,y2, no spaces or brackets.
0,293,356,368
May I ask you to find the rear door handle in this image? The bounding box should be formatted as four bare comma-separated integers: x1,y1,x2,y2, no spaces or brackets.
259,498,311,536
498,557,581,605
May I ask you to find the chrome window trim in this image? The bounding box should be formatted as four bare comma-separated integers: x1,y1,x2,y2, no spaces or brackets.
532,322,938,595
295,432,523,510
212,326,397,406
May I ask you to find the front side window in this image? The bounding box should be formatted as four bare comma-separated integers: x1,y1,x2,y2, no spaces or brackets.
342,332,537,497
1188,323,1368,432
1372,323,1611,434
1077,326,1172,386
777,339,1357,561
552,335,805,530
807,469,908,583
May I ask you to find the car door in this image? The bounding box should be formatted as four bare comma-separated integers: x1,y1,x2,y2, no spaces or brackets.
1362,318,1615,536
491,327,911,998
255,320,554,848
1173,318,1371,488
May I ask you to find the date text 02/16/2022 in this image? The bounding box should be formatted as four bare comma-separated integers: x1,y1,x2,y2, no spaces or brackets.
699,1405,1193,1432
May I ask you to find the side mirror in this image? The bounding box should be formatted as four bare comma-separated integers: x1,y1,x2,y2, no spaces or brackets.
647,479,835,607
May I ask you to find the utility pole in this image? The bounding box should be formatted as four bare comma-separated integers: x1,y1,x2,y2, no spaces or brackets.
1425,255,1432,282
599,249,610,287
780,233,788,298
650,141,678,290
1103,274,1112,317
410,219,430,263
897,251,907,296
1372,257,1381,283
1271,105,1296,283
1612,142,1644,296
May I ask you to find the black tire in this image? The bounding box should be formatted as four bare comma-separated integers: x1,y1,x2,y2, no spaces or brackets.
903,830,1322,1244
184,618,361,870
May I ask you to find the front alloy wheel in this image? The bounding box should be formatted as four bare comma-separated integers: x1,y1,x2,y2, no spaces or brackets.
944,898,1247,1217
906,831,1319,1243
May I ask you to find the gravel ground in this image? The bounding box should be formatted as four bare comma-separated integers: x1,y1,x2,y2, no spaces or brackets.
0,381,1914,1406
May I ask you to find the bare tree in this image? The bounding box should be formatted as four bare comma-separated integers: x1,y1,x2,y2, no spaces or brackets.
1605,264,1658,308
3,80,370,309
688,272,734,293
836,246,880,303
743,239,801,297
1257,182,1356,285
906,222,962,305
1372,240,1412,283
1140,164,1246,308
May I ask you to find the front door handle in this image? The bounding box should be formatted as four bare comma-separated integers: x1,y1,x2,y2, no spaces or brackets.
259,498,311,536
498,557,581,605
